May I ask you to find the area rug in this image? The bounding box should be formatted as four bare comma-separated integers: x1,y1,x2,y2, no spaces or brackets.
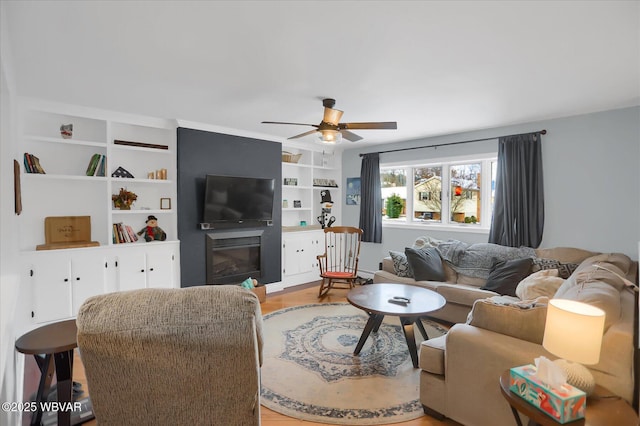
260,302,448,425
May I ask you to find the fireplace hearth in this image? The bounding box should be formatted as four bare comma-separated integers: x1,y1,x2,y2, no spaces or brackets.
206,230,264,284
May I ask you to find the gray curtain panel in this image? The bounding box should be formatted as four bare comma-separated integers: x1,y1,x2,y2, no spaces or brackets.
489,133,544,248
359,153,382,243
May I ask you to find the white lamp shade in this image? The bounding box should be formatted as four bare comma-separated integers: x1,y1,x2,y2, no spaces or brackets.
543,299,606,365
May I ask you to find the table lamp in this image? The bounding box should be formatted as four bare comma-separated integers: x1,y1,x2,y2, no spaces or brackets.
542,299,606,395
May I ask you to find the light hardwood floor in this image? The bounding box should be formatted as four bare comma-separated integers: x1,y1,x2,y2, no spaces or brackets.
73,282,459,425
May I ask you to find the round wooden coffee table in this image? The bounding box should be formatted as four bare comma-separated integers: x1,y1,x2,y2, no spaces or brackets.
347,283,446,368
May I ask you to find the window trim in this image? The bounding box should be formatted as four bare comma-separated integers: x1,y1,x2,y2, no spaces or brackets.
381,153,497,233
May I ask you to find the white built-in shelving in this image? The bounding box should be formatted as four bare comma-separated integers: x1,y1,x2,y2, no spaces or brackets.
18,99,181,325
18,99,178,251
281,144,341,229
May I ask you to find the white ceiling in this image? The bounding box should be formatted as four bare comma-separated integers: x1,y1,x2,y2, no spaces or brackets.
3,1,639,146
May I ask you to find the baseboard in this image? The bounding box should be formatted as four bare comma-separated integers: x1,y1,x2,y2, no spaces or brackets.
357,270,375,279
422,404,445,420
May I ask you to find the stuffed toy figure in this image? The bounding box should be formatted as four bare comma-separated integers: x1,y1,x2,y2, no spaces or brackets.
137,215,167,242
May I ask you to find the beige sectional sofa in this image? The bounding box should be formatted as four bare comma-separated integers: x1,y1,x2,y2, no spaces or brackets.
375,239,638,425
374,240,596,324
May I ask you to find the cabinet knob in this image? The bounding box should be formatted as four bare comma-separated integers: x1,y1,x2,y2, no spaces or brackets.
149,268,154,272
76,277,80,281
64,278,68,282
141,269,145,273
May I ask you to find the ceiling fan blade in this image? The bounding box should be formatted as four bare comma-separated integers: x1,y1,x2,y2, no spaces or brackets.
262,121,318,127
340,121,397,130
340,130,363,142
288,129,319,140
323,107,344,126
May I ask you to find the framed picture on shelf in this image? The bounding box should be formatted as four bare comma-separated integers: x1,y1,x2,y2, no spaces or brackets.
284,178,298,186
160,198,171,210
293,200,302,208
313,178,338,187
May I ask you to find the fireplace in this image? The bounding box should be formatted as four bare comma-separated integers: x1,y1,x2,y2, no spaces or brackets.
206,230,264,284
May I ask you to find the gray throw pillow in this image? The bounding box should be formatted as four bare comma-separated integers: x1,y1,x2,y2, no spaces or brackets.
480,257,533,296
404,247,445,281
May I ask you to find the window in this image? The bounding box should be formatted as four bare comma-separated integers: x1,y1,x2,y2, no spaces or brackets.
450,163,480,223
413,166,442,222
380,155,497,229
381,168,407,220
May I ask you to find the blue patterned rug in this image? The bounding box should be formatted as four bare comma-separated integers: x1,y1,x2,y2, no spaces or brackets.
260,303,448,425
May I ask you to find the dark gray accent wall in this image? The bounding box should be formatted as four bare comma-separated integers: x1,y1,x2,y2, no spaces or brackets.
177,127,282,287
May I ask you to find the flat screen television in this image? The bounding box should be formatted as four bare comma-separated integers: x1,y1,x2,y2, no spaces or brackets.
203,174,275,223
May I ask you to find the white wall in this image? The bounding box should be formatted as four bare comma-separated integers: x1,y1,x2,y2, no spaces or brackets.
0,2,25,424
342,107,640,273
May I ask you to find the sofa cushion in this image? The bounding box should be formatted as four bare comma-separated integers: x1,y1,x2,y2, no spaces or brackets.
405,247,445,281
456,274,487,287
419,334,446,374
534,247,598,264
480,257,533,296
436,240,536,279
516,269,565,300
466,296,548,344
554,253,631,330
389,250,413,278
531,257,579,279
435,284,497,307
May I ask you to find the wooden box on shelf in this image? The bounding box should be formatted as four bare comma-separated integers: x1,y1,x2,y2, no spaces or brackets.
36,216,100,250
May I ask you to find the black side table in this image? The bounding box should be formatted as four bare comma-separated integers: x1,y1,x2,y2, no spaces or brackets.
16,319,78,426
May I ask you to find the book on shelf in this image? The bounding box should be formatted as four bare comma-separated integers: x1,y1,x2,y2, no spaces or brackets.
86,154,107,176
112,223,138,244
96,154,107,177
23,153,45,174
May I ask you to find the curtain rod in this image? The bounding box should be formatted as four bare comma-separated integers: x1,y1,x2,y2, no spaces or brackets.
359,129,547,157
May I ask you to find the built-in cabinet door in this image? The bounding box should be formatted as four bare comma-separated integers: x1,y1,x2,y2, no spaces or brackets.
145,244,175,288
116,250,148,291
27,250,107,323
283,236,303,276
70,252,108,313
283,231,323,276
115,243,179,291
28,252,73,323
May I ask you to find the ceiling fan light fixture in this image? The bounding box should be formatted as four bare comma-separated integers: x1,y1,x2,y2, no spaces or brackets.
317,129,342,144
323,108,344,126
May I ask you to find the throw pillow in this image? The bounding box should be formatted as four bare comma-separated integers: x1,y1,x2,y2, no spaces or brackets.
531,257,579,279
467,296,548,344
554,253,631,330
480,257,533,297
515,269,565,300
389,250,413,278
404,247,445,281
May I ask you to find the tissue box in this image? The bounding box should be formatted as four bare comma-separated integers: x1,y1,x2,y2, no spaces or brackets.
509,364,586,424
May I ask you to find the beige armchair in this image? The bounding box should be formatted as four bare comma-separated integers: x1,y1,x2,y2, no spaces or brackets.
76,285,263,426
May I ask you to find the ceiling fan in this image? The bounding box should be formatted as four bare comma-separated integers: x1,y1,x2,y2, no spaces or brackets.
262,98,397,143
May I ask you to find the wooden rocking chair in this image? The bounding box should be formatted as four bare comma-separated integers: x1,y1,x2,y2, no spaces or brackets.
317,226,363,297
